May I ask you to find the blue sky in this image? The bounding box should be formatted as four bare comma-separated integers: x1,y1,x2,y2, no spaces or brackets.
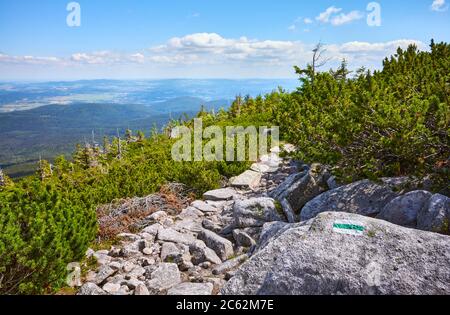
0,0,449,80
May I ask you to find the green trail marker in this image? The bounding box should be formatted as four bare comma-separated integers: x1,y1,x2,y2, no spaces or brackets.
333,220,365,236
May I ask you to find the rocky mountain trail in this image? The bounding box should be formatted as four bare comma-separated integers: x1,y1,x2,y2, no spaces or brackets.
77,145,450,295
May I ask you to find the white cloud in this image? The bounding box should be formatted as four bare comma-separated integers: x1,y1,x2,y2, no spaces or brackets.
288,24,296,31
331,11,364,26
0,35,427,79
303,18,313,24
431,0,448,11
316,6,342,23
0,53,62,65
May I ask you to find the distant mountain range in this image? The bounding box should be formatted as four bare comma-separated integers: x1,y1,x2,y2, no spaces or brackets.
0,79,298,178
0,97,229,178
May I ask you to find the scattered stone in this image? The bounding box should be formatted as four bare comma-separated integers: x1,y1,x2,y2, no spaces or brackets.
198,229,234,261
203,188,237,201
146,263,181,294
202,219,222,234
123,261,137,273
122,278,144,290
134,283,150,295
147,211,168,223
212,255,248,276
233,197,285,228
222,212,450,295
85,248,95,259
199,262,212,269
189,240,222,265
142,223,162,236
233,230,256,247
417,194,450,234
117,233,141,242
128,266,146,278
161,242,181,262
78,283,107,295
230,170,262,189
85,271,97,283
142,247,153,255
167,282,214,296
108,261,122,271
300,180,398,221
102,282,121,294
192,200,218,213
250,163,272,173
95,265,116,285
377,190,433,228
157,227,196,245
179,207,204,219
327,176,339,190
273,164,330,222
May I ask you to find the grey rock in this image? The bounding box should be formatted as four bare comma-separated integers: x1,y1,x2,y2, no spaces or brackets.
146,263,181,294
377,190,433,228
192,200,218,213
95,265,116,285
102,282,121,294
232,230,256,247
202,219,223,234
275,164,331,220
189,240,222,265
117,233,141,242
250,163,272,173
147,211,168,223
157,227,196,245
142,223,162,236
222,212,450,295
134,283,150,295
122,278,144,290
161,242,181,262
327,176,339,190
173,218,203,233
230,170,262,189
108,261,122,271
198,229,234,261
203,188,237,201
256,221,291,251
78,283,107,295
122,261,137,273
233,197,285,228
269,172,306,200
301,180,398,221
167,282,214,296
212,255,248,276
127,266,146,278
417,194,450,234
142,247,153,255
179,207,204,219
85,248,95,259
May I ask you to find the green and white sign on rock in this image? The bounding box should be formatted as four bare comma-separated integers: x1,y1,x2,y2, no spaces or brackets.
332,220,365,236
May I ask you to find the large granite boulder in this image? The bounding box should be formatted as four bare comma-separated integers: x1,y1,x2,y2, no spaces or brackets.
222,212,450,295
300,180,398,221
377,191,433,228
417,194,450,234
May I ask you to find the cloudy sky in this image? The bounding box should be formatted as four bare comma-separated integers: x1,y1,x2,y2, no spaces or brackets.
0,0,449,80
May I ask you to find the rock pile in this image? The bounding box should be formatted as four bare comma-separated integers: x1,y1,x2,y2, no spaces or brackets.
78,144,450,295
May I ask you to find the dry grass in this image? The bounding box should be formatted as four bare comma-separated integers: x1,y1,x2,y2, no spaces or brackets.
96,183,194,241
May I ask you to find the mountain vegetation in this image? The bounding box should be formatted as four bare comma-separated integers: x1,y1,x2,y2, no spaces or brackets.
0,40,448,294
